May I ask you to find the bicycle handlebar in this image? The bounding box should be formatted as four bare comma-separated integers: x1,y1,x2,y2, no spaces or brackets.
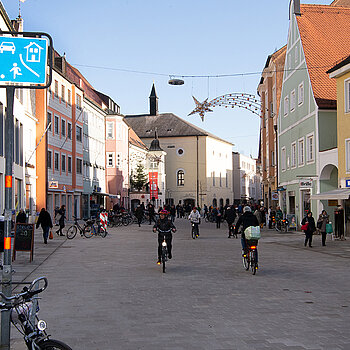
0,276,48,302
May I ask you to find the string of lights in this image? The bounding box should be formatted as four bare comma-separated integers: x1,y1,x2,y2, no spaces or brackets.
71,63,333,80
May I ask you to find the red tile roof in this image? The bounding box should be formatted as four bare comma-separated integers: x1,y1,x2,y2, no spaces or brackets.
129,128,148,150
297,4,350,108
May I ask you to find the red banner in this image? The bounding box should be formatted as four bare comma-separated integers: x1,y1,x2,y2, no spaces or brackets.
149,172,158,200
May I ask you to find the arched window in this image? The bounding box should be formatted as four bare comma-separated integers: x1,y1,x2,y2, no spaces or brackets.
213,198,217,207
177,170,184,186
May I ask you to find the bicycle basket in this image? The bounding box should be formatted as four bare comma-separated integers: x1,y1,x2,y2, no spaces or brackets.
10,302,33,324
244,226,261,240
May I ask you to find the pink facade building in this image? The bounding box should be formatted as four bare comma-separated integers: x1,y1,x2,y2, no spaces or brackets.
105,115,130,209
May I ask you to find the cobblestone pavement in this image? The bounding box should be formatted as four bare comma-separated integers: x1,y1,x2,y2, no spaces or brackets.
7,219,350,350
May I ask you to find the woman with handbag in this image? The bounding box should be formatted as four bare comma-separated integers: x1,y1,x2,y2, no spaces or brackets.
301,211,316,247
317,210,329,246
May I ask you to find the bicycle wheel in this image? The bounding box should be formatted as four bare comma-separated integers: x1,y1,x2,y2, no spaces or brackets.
37,338,72,349
251,251,258,275
242,251,249,270
100,228,107,238
122,217,129,226
66,225,77,239
83,225,94,238
191,227,196,239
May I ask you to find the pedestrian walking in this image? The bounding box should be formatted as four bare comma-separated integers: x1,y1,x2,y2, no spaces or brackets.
334,205,345,240
36,208,53,244
301,211,316,247
170,205,176,222
148,203,155,225
317,210,329,246
213,207,221,229
16,208,27,223
55,205,66,236
135,205,144,227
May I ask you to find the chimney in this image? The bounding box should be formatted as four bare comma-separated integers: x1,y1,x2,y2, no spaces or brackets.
294,0,301,16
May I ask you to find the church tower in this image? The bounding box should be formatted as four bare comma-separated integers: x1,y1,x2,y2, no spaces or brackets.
149,83,158,116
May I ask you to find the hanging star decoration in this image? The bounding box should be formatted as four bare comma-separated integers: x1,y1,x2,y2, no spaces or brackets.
188,96,213,121
189,93,264,121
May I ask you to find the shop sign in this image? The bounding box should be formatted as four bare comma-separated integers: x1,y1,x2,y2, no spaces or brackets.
271,192,279,201
299,179,312,188
345,179,350,188
48,180,58,189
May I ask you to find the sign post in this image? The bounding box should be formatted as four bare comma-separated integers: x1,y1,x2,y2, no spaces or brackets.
0,31,53,350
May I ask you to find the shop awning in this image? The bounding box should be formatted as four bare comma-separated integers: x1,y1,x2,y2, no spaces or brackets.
310,188,350,200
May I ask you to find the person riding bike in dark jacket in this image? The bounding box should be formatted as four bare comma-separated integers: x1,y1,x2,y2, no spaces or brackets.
153,210,176,264
234,206,259,255
224,206,237,238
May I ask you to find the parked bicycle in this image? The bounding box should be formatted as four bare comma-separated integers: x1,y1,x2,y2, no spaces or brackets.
83,218,107,238
0,277,72,349
66,216,93,239
242,240,259,275
275,218,289,232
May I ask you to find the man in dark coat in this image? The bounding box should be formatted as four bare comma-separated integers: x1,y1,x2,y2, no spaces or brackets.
135,205,144,227
153,210,176,264
148,203,155,225
16,209,27,223
36,208,53,244
225,206,237,238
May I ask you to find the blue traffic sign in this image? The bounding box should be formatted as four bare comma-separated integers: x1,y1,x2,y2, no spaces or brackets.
0,36,48,85
346,179,350,188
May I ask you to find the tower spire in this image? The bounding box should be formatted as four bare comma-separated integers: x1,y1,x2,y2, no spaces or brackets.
149,83,158,116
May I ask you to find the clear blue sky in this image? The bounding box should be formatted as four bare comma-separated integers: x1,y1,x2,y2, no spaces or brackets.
3,0,331,157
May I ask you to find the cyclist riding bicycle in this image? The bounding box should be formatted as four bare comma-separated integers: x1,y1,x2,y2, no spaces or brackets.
188,207,201,237
153,210,176,264
234,206,259,258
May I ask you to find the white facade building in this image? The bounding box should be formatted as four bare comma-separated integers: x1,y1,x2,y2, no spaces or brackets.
233,152,262,204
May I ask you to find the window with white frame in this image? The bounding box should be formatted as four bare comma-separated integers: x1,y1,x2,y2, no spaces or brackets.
68,156,72,173
281,147,286,171
298,138,305,166
290,90,296,112
61,119,66,137
291,142,296,168
306,134,314,162
107,152,115,167
106,122,114,139
212,171,215,186
47,150,52,169
76,94,82,109
346,139,350,172
116,152,122,168
298,82,304,105
345,79,350,113
67,123,72,139
54,152,59,171
61,85,65,101
177,170,184,186
284,96,289,116
54,116,59,134
47,112,52,131
76,126,82,142
76,159,82,174
295,46,298,64
61,154,66,173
